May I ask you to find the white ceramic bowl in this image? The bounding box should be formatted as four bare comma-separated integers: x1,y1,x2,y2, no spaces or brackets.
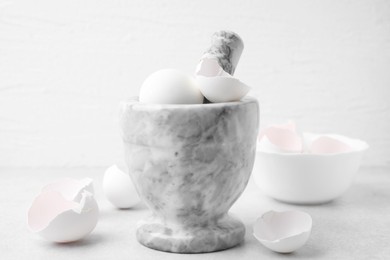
253,133,368,204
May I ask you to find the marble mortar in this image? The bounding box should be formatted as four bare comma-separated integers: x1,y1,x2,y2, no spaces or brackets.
120,97,259,253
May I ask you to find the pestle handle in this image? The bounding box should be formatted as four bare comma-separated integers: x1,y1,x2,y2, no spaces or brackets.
201,31,244,76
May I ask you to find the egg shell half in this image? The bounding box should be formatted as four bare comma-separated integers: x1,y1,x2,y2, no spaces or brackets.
196,75,250,103
310,136,353,154
253,210,312,253
28,190,99,243
41,178,93,202
195,58,230,77
258,125,302,153
28,178,99,243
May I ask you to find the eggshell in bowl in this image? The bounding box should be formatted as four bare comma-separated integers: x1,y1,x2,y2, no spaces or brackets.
253,133,368,204
258,126,302,153
253,210,312,253
310,136,353,154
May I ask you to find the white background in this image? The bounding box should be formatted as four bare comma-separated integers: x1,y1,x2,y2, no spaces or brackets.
1,0,389,168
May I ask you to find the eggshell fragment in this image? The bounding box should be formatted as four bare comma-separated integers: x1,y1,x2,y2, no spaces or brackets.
196,75,250,103
103,165,140,209
195,57,250,103
258,122,302,153
28,179,99,243
195,58,230,77
253,210,312,253
310,136,353,154
41,178,93,202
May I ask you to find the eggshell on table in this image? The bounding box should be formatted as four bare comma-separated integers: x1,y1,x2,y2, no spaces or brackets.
41,178,93,201
253,210,312,253
103,165,140,209
28,178,99,243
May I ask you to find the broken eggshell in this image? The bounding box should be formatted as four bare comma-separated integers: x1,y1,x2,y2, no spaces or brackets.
28,178,99,243
102,165,140,209
258,122,303,153
41,177,94,201
253,210,312,253
310,135,353,154
195,58,250,103
195,58,230,77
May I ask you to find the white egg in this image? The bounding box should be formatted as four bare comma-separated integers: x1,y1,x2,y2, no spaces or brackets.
102,165,140,209
139,69,204,104
28,178,99,243
253,210,312,253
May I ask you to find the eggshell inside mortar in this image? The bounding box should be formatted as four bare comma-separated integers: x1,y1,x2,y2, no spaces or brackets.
195,58,229,77
258,124,302,153
196,75,250,103
195,57,250,103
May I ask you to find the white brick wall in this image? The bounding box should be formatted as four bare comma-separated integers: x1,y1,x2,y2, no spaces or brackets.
0,0,389,167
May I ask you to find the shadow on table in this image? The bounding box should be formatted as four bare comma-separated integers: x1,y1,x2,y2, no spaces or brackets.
212,235,326,259
45,233,106,249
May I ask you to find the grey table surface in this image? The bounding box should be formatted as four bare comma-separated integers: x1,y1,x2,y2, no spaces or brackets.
0,167,389,260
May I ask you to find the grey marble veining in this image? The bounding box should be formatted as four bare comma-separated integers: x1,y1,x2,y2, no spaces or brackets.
120,97,259,253
202,30,244,75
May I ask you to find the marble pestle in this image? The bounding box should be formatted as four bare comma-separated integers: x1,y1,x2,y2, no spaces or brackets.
201,30,244,76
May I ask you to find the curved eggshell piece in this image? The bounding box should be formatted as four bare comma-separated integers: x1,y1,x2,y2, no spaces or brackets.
195,58,230,77
310,136,353,154
41,178,93,202
195,75,250,103
258,125,302,153
253,210,312,253
28,179,99,243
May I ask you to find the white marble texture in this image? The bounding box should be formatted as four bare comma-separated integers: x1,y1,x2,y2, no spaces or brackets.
201,31,244,75
120,97,259,253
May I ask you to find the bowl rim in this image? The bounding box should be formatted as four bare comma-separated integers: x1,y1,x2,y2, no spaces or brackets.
256,132,369,157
